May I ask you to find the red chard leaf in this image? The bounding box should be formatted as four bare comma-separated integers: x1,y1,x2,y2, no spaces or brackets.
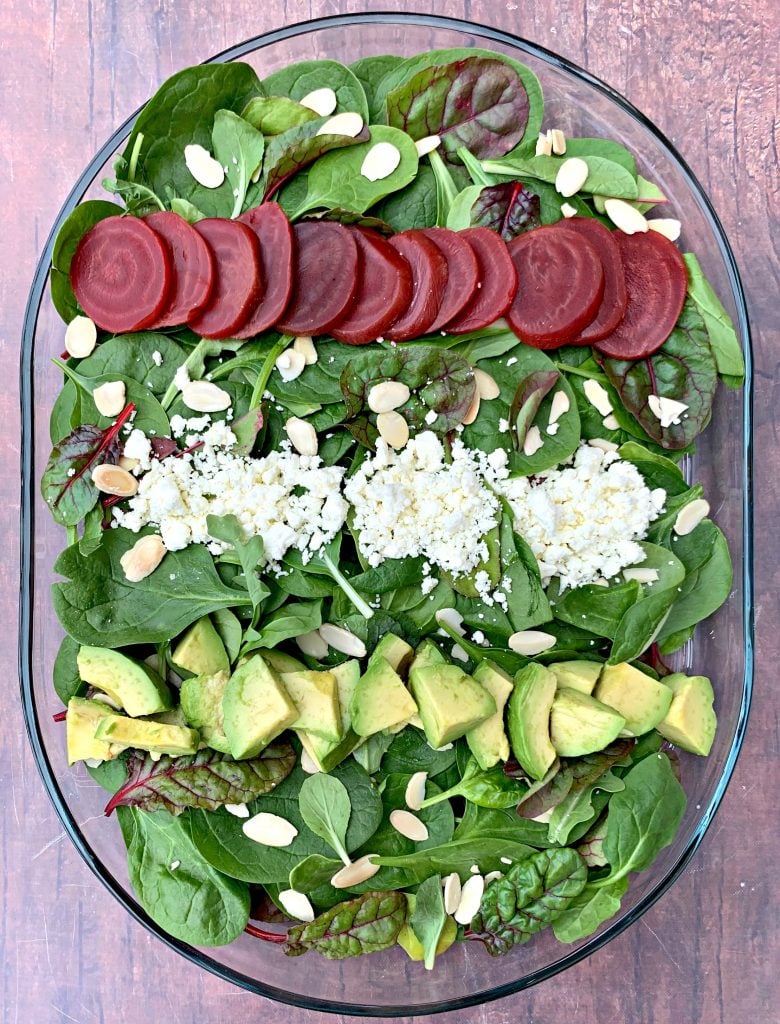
263,119,370,200
510,370,559,449
470,181,541,240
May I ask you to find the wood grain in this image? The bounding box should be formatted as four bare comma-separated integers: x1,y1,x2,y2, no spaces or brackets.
2,1,777,1021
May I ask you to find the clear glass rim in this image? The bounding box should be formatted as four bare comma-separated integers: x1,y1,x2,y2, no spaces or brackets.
17,11,755,1017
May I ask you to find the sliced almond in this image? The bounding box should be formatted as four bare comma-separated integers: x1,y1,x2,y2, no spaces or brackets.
604,198,649,235
454,874,484,925
523,425,544,457
300,748,321,775
484,870,503,884
184,143,225,189
555,157,589,197
293,335,318,365
442,872,462,915
285,416,318,456
389,809,429,842
224,803,249,818
361,142,401,182
368,380,410,413
120,534,167,583
548,389,570,425
588,437,619,453
376,411,409,450
550,128,567,155
546,423,560,436
278,888,315,922
296,629,329,659
560,202,578,218
93,380,126,417
64,315,97,358
242,811,298,847
648,218,682,242
451,643,469,663
275,348,306,382
435,607,465,636
318,623,367,658
673,498,710,536
299,87,337,117
415,134,441,157
117,455,140,472
648,393,688,428
181,380,231,412
623,567,660,584
583,378,613,416
331,854,379,889
91,464,138,497
461,389,481,426
535,131,553,157
602,413,620,430
508,630,557,656
473,368,500,400
317,112,364,138
404,771,428,811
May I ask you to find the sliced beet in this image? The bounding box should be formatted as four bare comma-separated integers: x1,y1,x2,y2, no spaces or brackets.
234,203,294,338
594,231,688,360
506,224,605,349
417,227,480,333
70,216,171,333
144,211,215,328
556,217,627,344
444,227,518,334
275,222,359,336
329,228,414,345
188,219,262,339
384,231,449,341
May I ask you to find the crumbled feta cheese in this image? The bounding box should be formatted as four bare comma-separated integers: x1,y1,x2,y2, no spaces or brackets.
151,351,163,367
498,418,510,433
169,413,211,438
424,408,438,425
648,394,689,428
122,429,153,472
173,364,191,392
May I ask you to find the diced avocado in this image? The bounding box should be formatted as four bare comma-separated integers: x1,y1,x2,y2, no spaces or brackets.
171,617,229,677
282,669,342,743
595,662,674,737
550,687,626,756
77,646,172,717
180,670,231,753
297,660,363,772
351,656,418,737
410,663,496,749
369,633,414,675
261,649,307,674
548,660,603,695
507,664,558,781
409,639,446,674
656,673,717,756
147,707,190,728
397,894,458,961
222,655,299,759
467,661,514,770
66,697,123,765
94,714,199,755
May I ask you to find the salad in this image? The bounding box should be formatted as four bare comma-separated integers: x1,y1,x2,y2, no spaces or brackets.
42,48,745,969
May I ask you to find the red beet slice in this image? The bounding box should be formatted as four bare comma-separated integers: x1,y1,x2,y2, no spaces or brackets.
417,227,480,333
70,216,171,333
443,227,518,334
385,231,449,342
188,219,262,339
594,231,688,360
234,203,295,338
144,211,215,328
506,224,605,349
556,217,627,344
329,228,414,345
276,222,359,336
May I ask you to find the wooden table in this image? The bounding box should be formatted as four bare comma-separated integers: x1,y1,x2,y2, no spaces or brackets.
2,2,777,1021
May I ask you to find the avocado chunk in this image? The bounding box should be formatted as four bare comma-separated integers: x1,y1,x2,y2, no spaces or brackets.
507,664,558,781
656,673,717,755
222,655,298,759
297,661,363,772
281,668,342,743
550,687,626,756
261,649,307,674
595,662,674,736
66,697,123,765
548,660,603,695
180,670,231,753
409,639,446,674
397,894,457,961
171,616,229,677
369,633,414,675
409,663,496,749
77,646,172,717
94,713,199,755
466,661,513,770
351,656,418,737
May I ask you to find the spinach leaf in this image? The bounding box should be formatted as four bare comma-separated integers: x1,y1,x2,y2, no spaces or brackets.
170,197,206,223
298,774,353,865
563,137,638,176
284,891,407,959
483,152,638,200
546,770,624,845
56,360,171,438
207,514,269,618
373,838,534,885
262,117,370,201
87,754,130,794
53,634,86,703
551,878,629,943
617,441,692,497
374,163,438,231
50,200,122,322
352,732,395,775
288,854,344,894
350,55,405,119
410,875,448,970
510,369,560,449
77,333,186,397
263,59,369,121
122,63,263,218
101,172,166,216
266,339,354,406
119,806,250,946
211,608,242,663
550,578,642,640
50,379,81,444
53,527,251,647
454,803,554,849
382,728,458,778
242,600,323,653
468,848,588,954
684,252,745,387
350,556,427,595
597,299,719,450
608,543,686,663
427,150,460,225
283,537,375,620
241,95,317,134
211,109,264,218
420,756,527,811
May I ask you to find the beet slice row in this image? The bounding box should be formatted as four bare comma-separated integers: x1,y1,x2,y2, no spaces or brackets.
70,205,688,362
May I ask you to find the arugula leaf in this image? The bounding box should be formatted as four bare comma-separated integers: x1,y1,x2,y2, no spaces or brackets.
211,109,264,218
263,59,369,121
50,199,122,322
298,774,352,866
551,878,629,943
207,514,268,618
284,891,407,959
410,875,448,970
684,252,745,387
53,634,86,703
242,600,323,653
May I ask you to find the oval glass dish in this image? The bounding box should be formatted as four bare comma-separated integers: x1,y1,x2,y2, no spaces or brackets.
19,12,753,1016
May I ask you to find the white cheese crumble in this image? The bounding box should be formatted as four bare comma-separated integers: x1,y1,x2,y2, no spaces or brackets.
344,432,500,575
122,429,153,472
151,351,163,367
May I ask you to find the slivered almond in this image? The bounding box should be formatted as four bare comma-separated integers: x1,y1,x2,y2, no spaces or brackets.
435,608,465,636
318,623,367,658
285,416,318,456
120,535,167,583
623,567,660,584
317,112,364,138
117,455,139,472
415,134,441,157
442,872,462,915
648,218,682,242
535,131,553,157
293,335,318,365
368,380,410,413
405,771,428,811
561,202,577,218
555,157,589,197
296,629,329,659
300,748,320,775
331,854,380,889
462,389,481,425
674,498,710,536
91,464,138,497
181,380,231,412
548,389,570,425
454,874,484,925
389,809,429,842
484,870,503,884
523,425,544,456
508,630,557,656
93,380,126,417
225,803,249,818
361,142,401,182
473,368,500,400
242,811,298,847
451,643,469,663
376,411,409,450
583,378,613,416
184,144,225,189
299,87,337,117
604,198,649,235
64,315,97,358
550,128,567,155
278,888,315,922
588,437,619,453
602,413,620,430
275,348,306,382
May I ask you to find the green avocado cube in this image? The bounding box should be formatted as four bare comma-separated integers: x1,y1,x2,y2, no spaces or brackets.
368,633,414,676
297,660,363,771
171,616,229,677
77,646,172,717
409,663,496,749
548,660,603,695
656,673,717,755
550,687,626,756
466,660,513,770
66,697,123,765
222,655,298,760
282,669,343,743
180,670,231,753
94,714,199,755
507,663,558,781
350,656,418,737
595,662,674,736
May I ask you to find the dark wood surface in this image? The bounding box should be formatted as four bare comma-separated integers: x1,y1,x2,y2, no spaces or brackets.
2,1,777,1021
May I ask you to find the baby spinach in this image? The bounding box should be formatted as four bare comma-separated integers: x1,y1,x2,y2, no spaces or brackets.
262,117,370,200
50,199,122,322
420,757,527,810
241,95,317,135
263,59,369,122
77,333,186,397
211,109,265,218
284,890,407,959
549,578,642,640
298,773,353,865
55,360,171,438
684,253,745,387
373,838,535,885
608,543,686,663
53,634,86,703
374,163,438,231
211,608,242,663
546,770,625,846
283,537,375,620
551,878,629,943
511,369,560,449
382,728,458,778
562,137,638,176
350,55,405,118
241,600,323,653
207,514,269,619
410,874,448,970
483,152,638,200
454,803,554,849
